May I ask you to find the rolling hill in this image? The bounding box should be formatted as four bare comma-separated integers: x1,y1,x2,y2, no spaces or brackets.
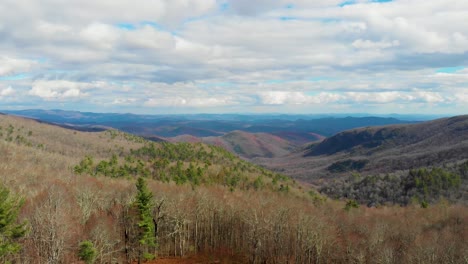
257,115,468,181
306,115,468,156
0,113,467,263
208,130,296,158
1,109,414,146
0,113,297,194
168,130,297,159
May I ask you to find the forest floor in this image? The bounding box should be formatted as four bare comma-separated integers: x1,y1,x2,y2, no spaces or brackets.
141,251,246,264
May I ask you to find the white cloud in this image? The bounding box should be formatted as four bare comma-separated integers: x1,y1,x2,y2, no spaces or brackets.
144,96,235,107
0,57,36,76
352,39,400,49
455,92,468,103
225,0,343,15
346,91,406,103
259,91,308,105
80,23,119,50
413,91,445,103
259,91,345,105
345,91,447,104
29,80,92,100
122,26,175,50
112,98,137,105
37,21,72,36
0,86,15,97
1,0,217,28
0,0,466,113
258,90,451,106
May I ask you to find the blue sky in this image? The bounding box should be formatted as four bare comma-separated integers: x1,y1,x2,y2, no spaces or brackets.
0,0,467,115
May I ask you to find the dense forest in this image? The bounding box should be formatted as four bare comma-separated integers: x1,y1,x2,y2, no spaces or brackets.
0,114,467,263
74,131,294,193
321,162,468,206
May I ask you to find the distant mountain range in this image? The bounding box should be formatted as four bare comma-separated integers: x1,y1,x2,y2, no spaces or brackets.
1,109,467,185
1,109,416,157
0,110,414,136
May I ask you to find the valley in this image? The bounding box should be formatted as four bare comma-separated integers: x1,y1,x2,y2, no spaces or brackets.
2,1,466,262
258,115,468,181
2,109,417,160
0,111,467,263
4,109,467,183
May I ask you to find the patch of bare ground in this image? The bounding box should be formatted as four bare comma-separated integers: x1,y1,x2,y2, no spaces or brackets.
140,251,245,264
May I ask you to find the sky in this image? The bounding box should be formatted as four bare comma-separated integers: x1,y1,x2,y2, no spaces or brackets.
0,0,467,115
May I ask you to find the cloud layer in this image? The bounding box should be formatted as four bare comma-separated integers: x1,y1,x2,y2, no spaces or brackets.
0,0,467,114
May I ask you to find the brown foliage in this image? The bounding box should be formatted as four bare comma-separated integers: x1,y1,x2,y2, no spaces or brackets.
1,114,467,263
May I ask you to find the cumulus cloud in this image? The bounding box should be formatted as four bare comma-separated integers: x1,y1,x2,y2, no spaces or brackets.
122,26,175,51
0,86,15,97
0,57,36,76
29,80,92,100
1,0,217,28
144,96,235,107
258,90,452,106
224,0,343,15
413,91,445,103
456,92,468,103
257,91,343,105
0,0,466,114
259,91,308,105
345,91,447,104
37,21,72,36
80,23,119,50
112,98,138,105
352,39,400,50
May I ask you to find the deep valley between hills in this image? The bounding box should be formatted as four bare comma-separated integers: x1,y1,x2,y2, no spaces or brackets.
5,110,467,183
0,110,467,263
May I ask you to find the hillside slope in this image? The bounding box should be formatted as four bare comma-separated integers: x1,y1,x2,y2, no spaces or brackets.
205,131,296,158
168,131,300,159
307,115,468,156
168,131,317,159
258,115,468,181
0,114,296,193
0,113,467,263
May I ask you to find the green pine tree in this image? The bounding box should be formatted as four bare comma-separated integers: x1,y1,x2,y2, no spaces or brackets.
78,240,97,264
134,177,155,263
0,185,28,261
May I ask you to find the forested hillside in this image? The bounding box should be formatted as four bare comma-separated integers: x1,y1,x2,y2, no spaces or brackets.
321,162,468,206
73,133,295,192
259,115,468,181
0,114,467,263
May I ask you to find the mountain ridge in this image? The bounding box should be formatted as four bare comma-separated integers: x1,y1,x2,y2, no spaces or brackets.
1,109,417,160
307,115,468,156
257,115,468,182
